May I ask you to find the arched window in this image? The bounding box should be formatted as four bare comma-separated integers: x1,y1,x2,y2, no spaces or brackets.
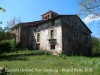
51,30,54,39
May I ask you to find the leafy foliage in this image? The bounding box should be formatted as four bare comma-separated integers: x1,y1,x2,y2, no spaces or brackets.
1,50,52,56
0,39,21,53
0,40,11,53
92,36,100,55
0,27,13,41
0,7,5,12
9,38,19,52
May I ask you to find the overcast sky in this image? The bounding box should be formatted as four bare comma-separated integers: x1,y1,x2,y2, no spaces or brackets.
0,0,100,38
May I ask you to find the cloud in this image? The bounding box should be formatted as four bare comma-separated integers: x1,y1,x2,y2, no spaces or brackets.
83,14,100,24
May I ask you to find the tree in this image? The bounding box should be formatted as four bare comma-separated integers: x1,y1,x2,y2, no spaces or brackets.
0,26,12,41
78,0,100,38
0,17,21,41
0,7,5,12
0,7,5,27
6,17,21,29
91,36,100,55
0,21,2,24
78,0,100,17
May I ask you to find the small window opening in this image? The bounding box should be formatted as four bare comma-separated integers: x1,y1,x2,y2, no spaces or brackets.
48,15,49,19
74,31,76,37
76,31,79,37
51,30,54,39
66,30,68,36
50,44,55,49
45,16,47,20
37,33,40,42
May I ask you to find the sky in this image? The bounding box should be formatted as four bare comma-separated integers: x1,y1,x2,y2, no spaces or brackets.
0,0,100,38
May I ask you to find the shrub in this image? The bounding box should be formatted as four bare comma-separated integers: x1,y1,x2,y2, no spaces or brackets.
0,40,11,53
92,36,100,55
0,39,21,53
9,38,19,52
32,50,52,55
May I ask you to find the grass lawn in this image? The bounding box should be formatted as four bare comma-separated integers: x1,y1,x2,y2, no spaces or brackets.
0,50,100,75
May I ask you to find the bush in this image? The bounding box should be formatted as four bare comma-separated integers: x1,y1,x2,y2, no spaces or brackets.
92,36,100,55
32,50,52,55
0,39,21,53
9,38,19,52
0,40,11,53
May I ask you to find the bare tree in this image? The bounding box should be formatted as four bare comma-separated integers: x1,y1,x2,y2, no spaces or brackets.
78,0,100,38
78,0,100,17
0,21,2,24
6,16,21,28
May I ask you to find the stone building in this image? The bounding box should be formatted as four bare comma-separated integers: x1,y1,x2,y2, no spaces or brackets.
11,10,92,55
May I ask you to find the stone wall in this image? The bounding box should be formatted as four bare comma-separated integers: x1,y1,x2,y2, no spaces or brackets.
11,23,30,48
30,18,62,54
11,25,21,42
61,16,92,55
29,27,37,49
21,23,30,48
11,15,92,55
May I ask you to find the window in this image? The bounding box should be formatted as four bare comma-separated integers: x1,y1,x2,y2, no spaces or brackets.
66,30,68,36
45,16,47,20
37,44,40,50
37,33,40,42
16,28,17,31
74,31,79,38
48,15,49,19
74,31,76,37
76,31,79,37
83,35,88,42
50,44,55,49
36,25,38,28
51,30,54,39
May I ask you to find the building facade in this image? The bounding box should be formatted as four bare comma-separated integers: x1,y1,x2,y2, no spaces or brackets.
11,10,92,55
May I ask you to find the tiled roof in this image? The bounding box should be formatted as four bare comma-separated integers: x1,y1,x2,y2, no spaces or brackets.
30,20,45,26
11,15,92,33
41,10,59,16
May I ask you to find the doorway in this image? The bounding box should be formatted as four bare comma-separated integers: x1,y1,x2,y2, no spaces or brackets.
37,44,40,50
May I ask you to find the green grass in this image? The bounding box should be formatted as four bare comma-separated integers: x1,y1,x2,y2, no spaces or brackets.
0,50,100,75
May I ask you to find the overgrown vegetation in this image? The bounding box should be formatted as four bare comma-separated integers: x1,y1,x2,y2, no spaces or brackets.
0,27,11,41
0,16,22,54
0,40,10,53
0,50,100,75
1,49,52,56
9,38,19,52
0,39,21,53
0,20,20,53
92,36,100,55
